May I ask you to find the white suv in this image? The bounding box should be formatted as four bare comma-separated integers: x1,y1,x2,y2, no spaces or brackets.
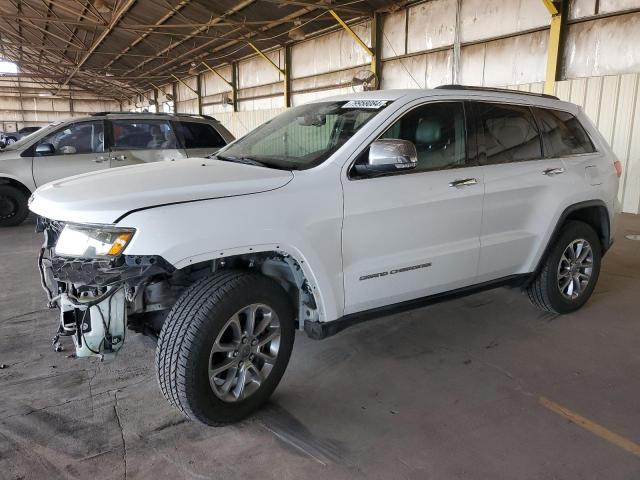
0,112,233,226
29,86,621,426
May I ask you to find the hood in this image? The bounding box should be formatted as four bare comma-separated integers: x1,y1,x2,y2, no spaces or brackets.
29,158,294,224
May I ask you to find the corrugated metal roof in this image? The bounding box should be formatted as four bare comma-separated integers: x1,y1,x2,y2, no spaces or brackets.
0,0,406,100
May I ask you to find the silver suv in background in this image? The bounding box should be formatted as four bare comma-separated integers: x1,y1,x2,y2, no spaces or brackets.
0,112,234,226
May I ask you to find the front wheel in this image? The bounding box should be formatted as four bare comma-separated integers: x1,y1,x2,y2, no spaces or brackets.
527,221,602,314
156,271,295,425
0,185,29,227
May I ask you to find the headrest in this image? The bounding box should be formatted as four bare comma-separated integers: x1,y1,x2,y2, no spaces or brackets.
415,119,441,145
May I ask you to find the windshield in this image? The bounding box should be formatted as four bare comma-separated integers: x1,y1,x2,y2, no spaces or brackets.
217,100,390,170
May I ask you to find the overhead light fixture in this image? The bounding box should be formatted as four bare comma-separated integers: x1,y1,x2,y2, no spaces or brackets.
289,19,305,41
94,0,111,14
188,62,198,76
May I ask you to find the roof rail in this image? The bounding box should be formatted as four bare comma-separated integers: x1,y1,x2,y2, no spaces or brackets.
90,111,218,121
435,84,559,100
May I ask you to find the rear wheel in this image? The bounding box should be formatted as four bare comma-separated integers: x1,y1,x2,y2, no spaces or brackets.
527,221,601,314
5,137,16,145
0,185,29,227
156,271,295,425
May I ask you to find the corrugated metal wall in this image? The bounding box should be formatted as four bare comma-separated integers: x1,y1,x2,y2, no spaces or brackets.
0,78,121,132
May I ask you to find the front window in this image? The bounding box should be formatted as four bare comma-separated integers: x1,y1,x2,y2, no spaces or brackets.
37,121,104,155
217,100,390,170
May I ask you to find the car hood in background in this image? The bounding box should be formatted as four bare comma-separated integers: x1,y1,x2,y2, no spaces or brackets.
29,158,294,224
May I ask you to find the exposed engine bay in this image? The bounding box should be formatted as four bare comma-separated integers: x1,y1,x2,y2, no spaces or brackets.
37,217,318,359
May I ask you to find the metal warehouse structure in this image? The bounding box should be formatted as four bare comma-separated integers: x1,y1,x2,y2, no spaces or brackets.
0,0,640,213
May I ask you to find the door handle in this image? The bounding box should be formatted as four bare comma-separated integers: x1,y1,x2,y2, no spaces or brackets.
449,178,478,188
94,156,108,163
114,154,127,161
542,167,565,176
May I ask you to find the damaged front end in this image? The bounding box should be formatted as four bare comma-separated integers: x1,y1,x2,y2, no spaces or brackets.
37,217,176,358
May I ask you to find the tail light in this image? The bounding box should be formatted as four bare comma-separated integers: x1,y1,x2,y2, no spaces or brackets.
613,160,623,178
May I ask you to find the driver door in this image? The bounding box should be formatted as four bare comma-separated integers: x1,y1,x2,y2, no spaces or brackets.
342,101,484,314
32,120,108,187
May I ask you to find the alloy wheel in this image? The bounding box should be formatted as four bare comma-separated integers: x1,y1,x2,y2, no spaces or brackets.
557,239,593,300
208,303,281,402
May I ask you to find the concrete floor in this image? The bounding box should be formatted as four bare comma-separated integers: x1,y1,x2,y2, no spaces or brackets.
1,215,639,480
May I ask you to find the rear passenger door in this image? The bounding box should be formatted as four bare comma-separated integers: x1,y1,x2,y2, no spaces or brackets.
472,101,575,282
175,121,228,158
108,119,186,168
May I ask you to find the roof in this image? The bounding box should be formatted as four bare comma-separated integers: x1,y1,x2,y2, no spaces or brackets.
320,85,577,112
0,0,406,101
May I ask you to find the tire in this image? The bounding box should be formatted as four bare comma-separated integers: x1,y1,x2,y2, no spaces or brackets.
156,270,295,426
0,185,29,227
5,137,16,145
527,220,602,314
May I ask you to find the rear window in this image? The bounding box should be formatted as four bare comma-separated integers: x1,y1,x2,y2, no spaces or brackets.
533,108,595,157
177,122,226,149
475,103,542,165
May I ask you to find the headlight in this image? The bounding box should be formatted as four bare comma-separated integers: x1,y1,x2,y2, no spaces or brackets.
54,224,135,258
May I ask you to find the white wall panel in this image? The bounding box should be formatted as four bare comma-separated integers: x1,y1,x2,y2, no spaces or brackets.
291,22,371,78
215,108,285,138
407,0,456,53
381,50,452,89
569,0,597,18
176,76,198,101
600,0,640,12
381,9,406,59
202,66,233,96
238,49,283,88
460,0,548,43
563,14,640,78
459,30,547,86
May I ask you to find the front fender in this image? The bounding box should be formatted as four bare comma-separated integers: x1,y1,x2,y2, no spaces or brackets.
117,175,345,322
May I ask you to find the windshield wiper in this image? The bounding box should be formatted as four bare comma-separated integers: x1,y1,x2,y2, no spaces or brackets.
214,154,268,168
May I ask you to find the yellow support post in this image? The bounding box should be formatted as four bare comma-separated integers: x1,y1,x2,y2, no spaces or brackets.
328,9,374,57
247,42,285,75
200,62,233,89
543,0,562,95
171,74,198,95
247,42,287,107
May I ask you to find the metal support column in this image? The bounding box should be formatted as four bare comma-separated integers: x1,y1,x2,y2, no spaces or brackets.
196,73,203,115
543,0,566,95
231,62,238,112
371,11,382,86
172,82,178,113
284,45,291,106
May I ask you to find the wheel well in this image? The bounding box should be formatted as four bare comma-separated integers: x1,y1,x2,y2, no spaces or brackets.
158,251,319,330
0,177,31,198
563,205,610,251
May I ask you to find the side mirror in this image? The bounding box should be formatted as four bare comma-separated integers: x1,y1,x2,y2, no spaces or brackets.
35,143,55,156
362,139,418,173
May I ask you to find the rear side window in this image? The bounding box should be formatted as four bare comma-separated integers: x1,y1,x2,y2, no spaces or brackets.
111,120,177,150
475,103,542,165
533,108,595,156
177,122,226,149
